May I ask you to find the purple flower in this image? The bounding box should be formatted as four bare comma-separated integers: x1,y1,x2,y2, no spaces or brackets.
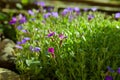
44,6,54,12
34,47,41,52
22,29,27,33
28,10,34,15
44,13,51,19
117,67,120,74
51,12,59,18
104,75,113,80
29,46,41,52
17,41,22,45
18,14,27,24
66,7,73,12
21,39,27,44
115,13,120,19
61,9,69,16
74,7,80,13
35,1,45,7
88,15,94,20
48,47,54,53
47,32,55,37
9,17,17,25
83,8,89,11
15,45,23,49
59,33,67,40
91,7,97,11
24,37,30,41
48,47,55,58
17,26,23,30
107,66,114,73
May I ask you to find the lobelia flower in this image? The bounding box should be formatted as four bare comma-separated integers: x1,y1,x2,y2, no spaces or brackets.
51,12,59,18
83,8,89,11
17,26,23,30
43,13,51,19
88,15,94,20
9,17,17,25
104,75,113,80
91,7,97,11
115,13,120,19
48,47,55,58
47,32,55,37
35,1,45,7
30,46,41,52
117,67,120,74
74,7,80,14
107,66,114,73
15,45,23,49
28,10,34,15
44,6,54,12
21,29,27,33
61,9,69,16
18,14,27,24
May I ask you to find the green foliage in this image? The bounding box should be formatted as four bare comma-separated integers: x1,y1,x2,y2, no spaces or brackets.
15,10,120,80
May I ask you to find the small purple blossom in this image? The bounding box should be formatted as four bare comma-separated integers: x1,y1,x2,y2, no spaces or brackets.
117,67,120,74
21,29,27,33
48,47,55,58
17,41,22,45
9,17,17,25
35,1,45,7
83,8,89,11
51,12,59,18
91,7,97,11
15,45,23,49
48,47,54,53
59,33,67,40
24,37,30,41
28,10,34,15
115,12,120,19
44,13,51,19
104,75,113,80
61,9,69,16
48,32,55,37
30,46,41,52
107,66,114,73
21,39,27,44
17,26,23,30
18,14,27,24
74,7,80,14
88,15,94,20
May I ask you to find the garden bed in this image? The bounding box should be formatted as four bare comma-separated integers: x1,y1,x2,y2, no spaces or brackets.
1,1,120,80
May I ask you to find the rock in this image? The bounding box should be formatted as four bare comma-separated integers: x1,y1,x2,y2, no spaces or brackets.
0,67,20,80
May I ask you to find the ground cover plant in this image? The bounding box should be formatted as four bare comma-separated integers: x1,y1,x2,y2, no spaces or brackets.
10,2,120,80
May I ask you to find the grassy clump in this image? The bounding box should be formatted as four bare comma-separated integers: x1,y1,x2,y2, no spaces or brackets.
14,8,120,80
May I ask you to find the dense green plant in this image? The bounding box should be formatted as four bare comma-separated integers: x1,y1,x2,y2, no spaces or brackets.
13,5,120,80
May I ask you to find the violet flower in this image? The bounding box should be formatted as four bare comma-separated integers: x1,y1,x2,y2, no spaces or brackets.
61,9,69,16
15,45,23,49
17,26,23,30
30,46,41,52
59,33,67,40
18,14,27,24
35,1,45,7
117,67,120,74
74,7,80,14
47,32,55,37
44,13,51,19
91,7,97,11
23,37,30,41
48,47,55,58
88,15,94,20
28,10,34,15
115,13,120,19
51,12,59,18
9,17,17,25
21,29,27,33
104,75,113,80
48,47,54,53
83,8,89,11
107,66,114,73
